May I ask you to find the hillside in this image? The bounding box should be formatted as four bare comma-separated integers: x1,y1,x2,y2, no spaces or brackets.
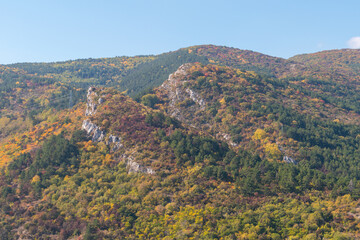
0,65,85,142
186,45,353,81
290,49,360,81
156,62,359,148
186,45,298,77
9,49,209,97
1,85,359,239
154,62,360,188
1,45,360,239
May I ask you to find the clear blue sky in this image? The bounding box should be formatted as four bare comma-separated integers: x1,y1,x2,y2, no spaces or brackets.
0,0,359,64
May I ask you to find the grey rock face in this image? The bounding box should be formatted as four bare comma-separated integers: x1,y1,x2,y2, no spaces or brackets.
283,155,297,164
98,97,105,104
108,135,123,151
217,132,238,147
123,155,155,174
185,88,206,110
82,120,105,142
83,87,105,141
85,87,98,116
160,64,206,121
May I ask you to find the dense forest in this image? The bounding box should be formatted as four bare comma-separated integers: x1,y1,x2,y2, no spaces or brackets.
10,49,209,97
0,45,360,239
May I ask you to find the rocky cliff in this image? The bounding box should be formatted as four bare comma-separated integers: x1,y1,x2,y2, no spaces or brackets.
160,63,206,124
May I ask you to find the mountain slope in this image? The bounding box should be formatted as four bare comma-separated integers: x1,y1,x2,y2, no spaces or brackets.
0,65,85,142
290,48,360,81
1,46,360,239
9,49,209,96
154,63,360,192
187,45,298,77
2,85,360,239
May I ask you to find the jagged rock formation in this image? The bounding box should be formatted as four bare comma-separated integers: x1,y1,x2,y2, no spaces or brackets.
159,64,244,148
85,87,98,116
108,135,123,151
83,87,106,142
120,154,155,174
82,119,105,142
160,63,206,122
185,88,206,110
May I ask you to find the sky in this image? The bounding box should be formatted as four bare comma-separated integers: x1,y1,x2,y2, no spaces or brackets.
0,0,359,64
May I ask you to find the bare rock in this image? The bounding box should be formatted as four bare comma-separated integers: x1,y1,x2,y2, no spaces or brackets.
121,154,155,174
82,120,105,142
160,64,206,121
108,135,123,151
283,155,297,164
85,87,98,116
185,88,206,109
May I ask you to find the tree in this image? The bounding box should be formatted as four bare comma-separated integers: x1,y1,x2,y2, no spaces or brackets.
141,94,159,108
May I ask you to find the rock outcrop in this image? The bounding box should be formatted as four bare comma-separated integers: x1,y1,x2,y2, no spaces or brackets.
82,120,105,142
160,63,206,122
83,87,106,142
216,132,238,147
120,154,155,174
85,87,98,116
185,88,206,110
277,143,297,164
82,86,154,174
283,156,297,164
108,135,123,151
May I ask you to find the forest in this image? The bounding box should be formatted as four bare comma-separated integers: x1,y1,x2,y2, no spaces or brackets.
0,45,360,239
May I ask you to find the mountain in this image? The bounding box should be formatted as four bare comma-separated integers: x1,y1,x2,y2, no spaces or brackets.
156,62,360,155
290,49,360,81
0,45,360,239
